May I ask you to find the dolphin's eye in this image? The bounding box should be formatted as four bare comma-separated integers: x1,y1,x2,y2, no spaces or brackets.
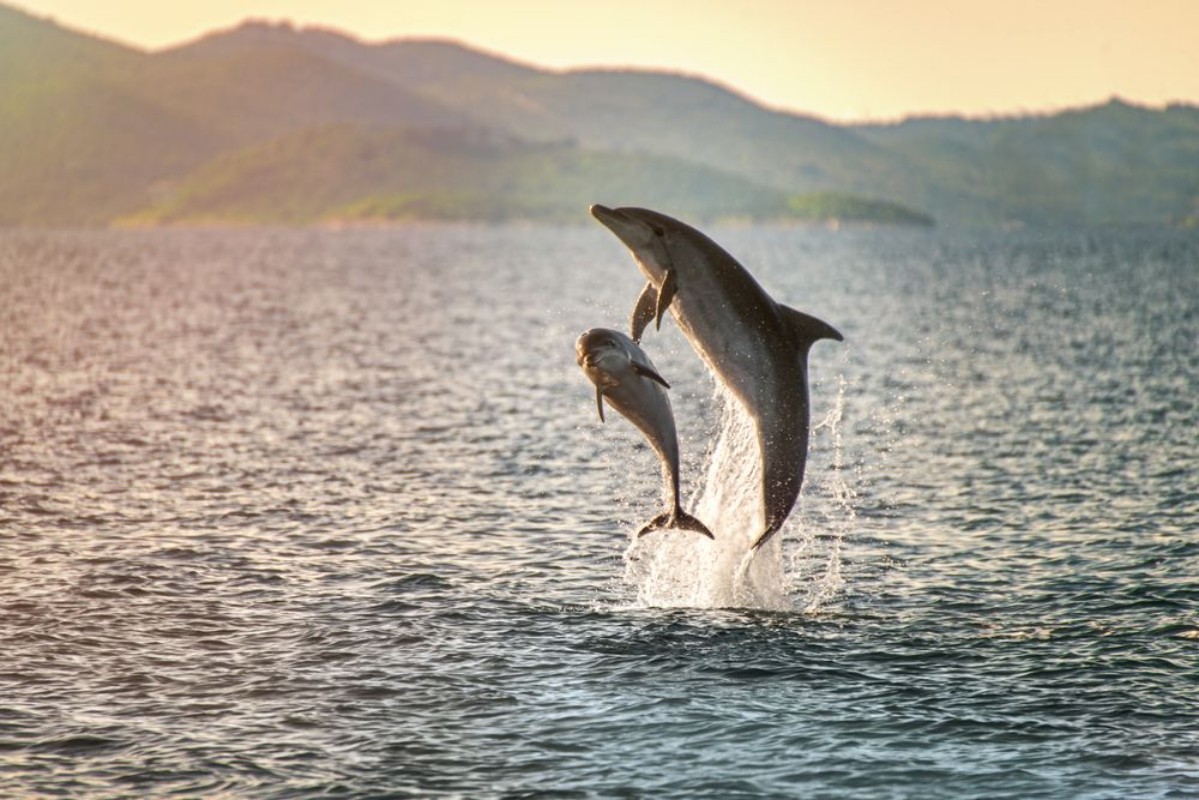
652,226,665,237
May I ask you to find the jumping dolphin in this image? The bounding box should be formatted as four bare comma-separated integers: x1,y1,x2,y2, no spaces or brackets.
590,205,842,550
575,327,714,540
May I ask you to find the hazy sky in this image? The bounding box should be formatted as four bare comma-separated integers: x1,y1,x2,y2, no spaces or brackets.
15,0,1199,121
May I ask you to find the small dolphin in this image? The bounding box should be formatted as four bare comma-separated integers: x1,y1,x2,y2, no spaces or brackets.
575,327,714,540
590,205,842,550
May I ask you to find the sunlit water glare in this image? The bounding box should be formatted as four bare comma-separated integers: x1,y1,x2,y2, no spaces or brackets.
1,225,1196,798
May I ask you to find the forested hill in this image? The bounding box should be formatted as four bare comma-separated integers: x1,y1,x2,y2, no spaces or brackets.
2,4,1195,228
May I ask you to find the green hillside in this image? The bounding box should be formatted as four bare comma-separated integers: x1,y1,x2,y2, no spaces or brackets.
121,125,835,225
853,99,1199,227
0,11,470,225
204,28,912,197
0,5,157,224
786,193,935,227
1,4,1196,228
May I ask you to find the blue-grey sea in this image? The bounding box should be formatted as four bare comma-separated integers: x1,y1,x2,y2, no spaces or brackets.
1,223,1197,799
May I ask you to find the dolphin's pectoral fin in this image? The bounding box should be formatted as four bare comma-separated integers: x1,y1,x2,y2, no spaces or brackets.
655,269,678,331
630,282,658,343
630,272,677,339
780,304,844,350
595,387,606,423
632,362,670,390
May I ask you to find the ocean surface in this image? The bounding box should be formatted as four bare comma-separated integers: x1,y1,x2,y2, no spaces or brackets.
1,223,1196,798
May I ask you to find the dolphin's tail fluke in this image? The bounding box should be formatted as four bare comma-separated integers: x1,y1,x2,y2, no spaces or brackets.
672,508,715,539
749,523,782,551
636,506,715,540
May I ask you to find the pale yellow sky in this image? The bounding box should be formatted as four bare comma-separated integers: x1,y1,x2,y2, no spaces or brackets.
13,0,1199,121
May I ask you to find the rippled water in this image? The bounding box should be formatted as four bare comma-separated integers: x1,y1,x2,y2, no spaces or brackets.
1,224,1197,798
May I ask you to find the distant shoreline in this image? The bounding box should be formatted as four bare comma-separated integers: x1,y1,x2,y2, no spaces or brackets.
2,5,1195,229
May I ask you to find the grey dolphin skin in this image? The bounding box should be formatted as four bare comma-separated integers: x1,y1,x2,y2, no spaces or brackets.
575,327,714,540
590,205,842,550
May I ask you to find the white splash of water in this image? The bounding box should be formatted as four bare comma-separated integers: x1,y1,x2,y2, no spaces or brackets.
621,376,853,611
792,374,855,614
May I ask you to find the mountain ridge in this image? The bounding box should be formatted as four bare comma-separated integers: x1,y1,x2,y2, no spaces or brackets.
2,4,1195,228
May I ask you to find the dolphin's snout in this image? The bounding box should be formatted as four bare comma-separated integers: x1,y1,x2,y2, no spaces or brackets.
590,204,627,228
576,329,607,369
589,204,658,249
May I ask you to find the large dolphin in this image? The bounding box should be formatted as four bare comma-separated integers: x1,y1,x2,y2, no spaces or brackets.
590,205,843,550
576,327,714,540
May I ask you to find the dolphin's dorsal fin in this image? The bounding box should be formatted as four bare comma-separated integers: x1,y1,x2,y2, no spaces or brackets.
632,362,670,389
630,282,657,343
780,305,844,351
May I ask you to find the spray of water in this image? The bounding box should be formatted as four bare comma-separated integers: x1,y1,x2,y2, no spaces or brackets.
622,375,854,611
792,374,856,614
